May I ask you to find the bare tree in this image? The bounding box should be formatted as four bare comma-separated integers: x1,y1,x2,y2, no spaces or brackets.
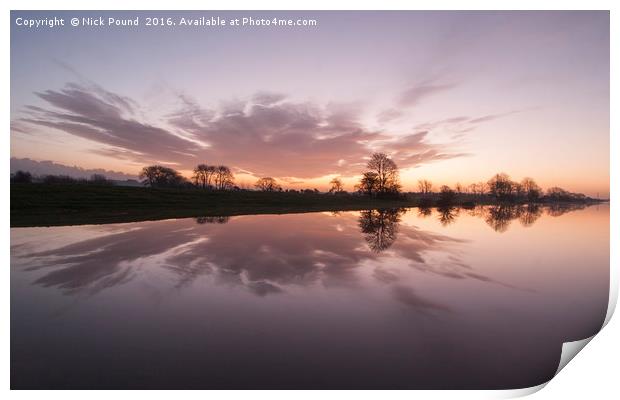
455,182,463,194
328,177,344,193
255,177,281,192
139,165,185,187
468,182,486,196
487,173,515,200
355,172,379,195
363,153,401,195
213,165,234,190
521,177,542,202
417,179,433,194
192,164,216,189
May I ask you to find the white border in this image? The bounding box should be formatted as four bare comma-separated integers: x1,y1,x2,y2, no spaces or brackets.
3,1,617,398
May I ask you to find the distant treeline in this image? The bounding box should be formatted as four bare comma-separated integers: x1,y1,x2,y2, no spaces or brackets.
10,171,133,186
11,152,601,203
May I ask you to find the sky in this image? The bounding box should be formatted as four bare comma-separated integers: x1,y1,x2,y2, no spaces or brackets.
10,11,610,196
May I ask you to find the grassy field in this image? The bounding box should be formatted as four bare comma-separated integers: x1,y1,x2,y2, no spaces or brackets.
10,184,419,227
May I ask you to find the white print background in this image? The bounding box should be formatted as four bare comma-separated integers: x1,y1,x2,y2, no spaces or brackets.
2,0,618,399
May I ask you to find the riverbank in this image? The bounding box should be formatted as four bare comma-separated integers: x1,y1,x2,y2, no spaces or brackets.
10,184,606,227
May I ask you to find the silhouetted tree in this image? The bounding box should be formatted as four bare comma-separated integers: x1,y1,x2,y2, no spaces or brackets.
42,175,85,184
11,170,32,183
89,174,112,185
139,165,185,187
355,172,379,195
193,164,216,189
521,177,542,202
328,177,344,193
365,153,401,195
255,177,281,191
438,185,456,205
214,165,234,190
468,182,486,196
455,182,463,194
417,179,433,194
358,209,404,252
487,173,515,201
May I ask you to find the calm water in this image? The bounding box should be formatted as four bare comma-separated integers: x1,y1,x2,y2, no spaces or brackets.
11,204,609,389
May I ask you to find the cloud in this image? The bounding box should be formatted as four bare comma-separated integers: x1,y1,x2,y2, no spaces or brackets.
376,108,403,124
17,82,467,180
10,157,138,180
392,285,452,314
251,91,287,105
398,80,458,107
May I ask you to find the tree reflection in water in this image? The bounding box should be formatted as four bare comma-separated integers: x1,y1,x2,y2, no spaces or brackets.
195,216,231,224
437,206,459,226
358,208,406,252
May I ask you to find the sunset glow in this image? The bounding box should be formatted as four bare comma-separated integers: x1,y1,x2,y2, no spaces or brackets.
10,11,609,197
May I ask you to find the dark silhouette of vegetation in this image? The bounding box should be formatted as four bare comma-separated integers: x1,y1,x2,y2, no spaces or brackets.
195,216,230,224
358,208,405,252
356,171,379,195
356,153,401,196
139,165,187,188
487,173,514,201
437,206,459,226
328,177,344,194
192,164,216,189
255,177,282,192
438,185,457,205
89,174,113,185
213,165,235,190
417,179,433,194
11,170,32,183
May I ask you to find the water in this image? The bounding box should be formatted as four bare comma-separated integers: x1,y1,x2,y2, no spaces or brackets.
11,204,609,389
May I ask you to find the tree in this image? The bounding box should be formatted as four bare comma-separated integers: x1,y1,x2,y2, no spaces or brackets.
438,185,456,205
139,165,185,187
417,179,433,194
361,153,401,195
329,177,344,193
358,209,404,252
487,173,515,201
355,172,379,195
455,182,463,194
192,164,216,189
213,165,234,190
89,174,112,185
468,182,486,196
255,177,281,192
521,177,542,202
11,170,32,183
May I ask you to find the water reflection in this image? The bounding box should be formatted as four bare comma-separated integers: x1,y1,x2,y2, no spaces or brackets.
13,211,469,296
10,204,609,389
437,206,459,226
195,216,231,224
10,204,593,296
358,208,404,252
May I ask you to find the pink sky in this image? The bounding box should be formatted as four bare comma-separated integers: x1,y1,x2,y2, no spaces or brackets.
10,11,609,196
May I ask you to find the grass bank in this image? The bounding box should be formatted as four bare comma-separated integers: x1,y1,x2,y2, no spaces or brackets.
10,184,417,227
10,184,606,228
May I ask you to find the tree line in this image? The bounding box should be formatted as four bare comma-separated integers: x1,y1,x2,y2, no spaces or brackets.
415,172,589,203
11,152,594,203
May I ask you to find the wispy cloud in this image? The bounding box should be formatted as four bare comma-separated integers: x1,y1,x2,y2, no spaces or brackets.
17,82,467,179
398,79,458,107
